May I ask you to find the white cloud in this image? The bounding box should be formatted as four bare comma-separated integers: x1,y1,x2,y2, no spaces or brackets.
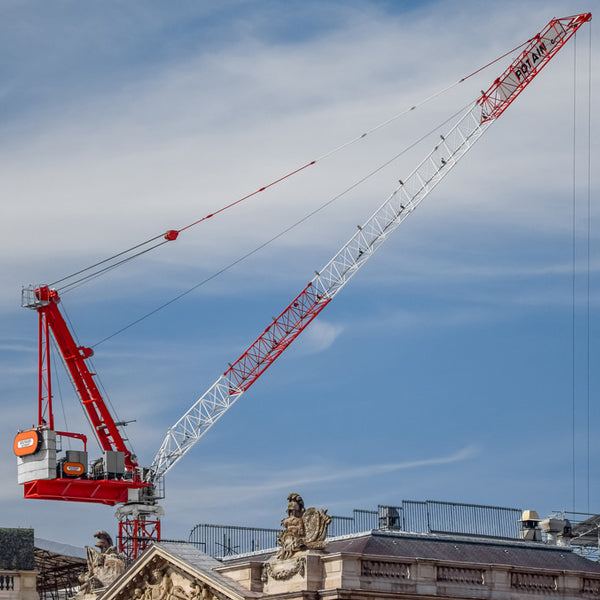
163,445,479,515
295,320,344,354
3,0,594,291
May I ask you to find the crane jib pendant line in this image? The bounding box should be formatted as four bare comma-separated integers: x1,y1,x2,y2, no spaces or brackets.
14,12,591,561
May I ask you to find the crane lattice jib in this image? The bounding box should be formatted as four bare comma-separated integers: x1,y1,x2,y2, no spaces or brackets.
148,13,591,483
479,14,591,122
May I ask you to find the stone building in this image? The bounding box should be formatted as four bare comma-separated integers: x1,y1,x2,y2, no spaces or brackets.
98,531,600,600
96,496,600,600
0,528,39,600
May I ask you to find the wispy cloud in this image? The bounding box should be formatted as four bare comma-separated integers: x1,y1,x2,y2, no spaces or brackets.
263,445,479,489
295,320,344,355
167,445,479,512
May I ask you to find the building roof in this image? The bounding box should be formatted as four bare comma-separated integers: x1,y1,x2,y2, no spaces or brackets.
97,529,600,600
324,530,600,573
156,542,228,575
34,537,87,600
35,537,87,559
100,541,262,600
155,542,260,599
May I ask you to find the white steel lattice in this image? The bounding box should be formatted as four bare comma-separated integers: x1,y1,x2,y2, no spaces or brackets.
149,376,243,481
313,104,490,299
149,102,492,482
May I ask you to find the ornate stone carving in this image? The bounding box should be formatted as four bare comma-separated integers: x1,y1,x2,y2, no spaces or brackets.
126,568,218,600
582,577,600,595
262,557,305,581
511,571,558,592
74,531,126,599
437,565,484,585
189,580,220,600
361,560,410,579
138,568,191,600
275,493,331,560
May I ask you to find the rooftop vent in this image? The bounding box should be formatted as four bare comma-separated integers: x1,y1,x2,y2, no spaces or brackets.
519,509,542,542
378,505,401,530
541,517,572,546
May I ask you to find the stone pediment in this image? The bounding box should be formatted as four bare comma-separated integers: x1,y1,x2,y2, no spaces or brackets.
100,543,260,600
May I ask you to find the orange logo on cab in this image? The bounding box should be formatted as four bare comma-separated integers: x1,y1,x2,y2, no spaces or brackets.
13,430,41,457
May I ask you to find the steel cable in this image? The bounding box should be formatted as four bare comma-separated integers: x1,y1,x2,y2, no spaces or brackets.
49,46,530,294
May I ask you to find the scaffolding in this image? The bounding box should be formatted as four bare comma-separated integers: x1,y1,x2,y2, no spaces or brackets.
551,511,600,561
35,540,86,600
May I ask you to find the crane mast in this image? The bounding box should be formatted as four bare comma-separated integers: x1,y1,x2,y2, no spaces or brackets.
15,12,591,561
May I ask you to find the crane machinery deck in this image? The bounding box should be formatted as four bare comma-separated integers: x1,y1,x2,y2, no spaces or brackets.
14,13,592,561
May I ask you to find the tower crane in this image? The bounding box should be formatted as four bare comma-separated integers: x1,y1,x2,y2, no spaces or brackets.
14,13,591,561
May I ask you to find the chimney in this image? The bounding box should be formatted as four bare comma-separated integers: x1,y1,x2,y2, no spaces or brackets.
541,517,572,546
519,510,542,542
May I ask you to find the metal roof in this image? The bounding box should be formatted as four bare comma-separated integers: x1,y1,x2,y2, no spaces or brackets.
325,530,600,573
571,514,600,547
35,538,86,560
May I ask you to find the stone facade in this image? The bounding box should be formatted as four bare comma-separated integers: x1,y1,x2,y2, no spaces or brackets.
101,543,260,600
93,495,600,600
99,530,600,600
0,570,38,600
0,529,38,600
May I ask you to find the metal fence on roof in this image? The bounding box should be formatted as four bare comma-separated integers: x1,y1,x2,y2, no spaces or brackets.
393,500,522,539
329,509,379,537
189,499,522,558
188,523,279,557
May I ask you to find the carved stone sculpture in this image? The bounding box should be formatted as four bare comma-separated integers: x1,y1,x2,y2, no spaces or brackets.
262,556,306,581
122,567,213,600
73,531,126,599
188,580,218,600
275,493,331,560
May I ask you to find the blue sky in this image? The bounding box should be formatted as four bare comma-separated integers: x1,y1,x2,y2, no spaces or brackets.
1,0,598,548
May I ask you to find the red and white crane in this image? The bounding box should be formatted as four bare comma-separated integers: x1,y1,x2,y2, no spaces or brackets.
14,13,591,561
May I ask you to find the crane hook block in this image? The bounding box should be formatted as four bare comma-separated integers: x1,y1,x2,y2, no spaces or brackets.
164,230,179,241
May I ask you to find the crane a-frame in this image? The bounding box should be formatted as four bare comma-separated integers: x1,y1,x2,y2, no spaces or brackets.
15,13,591,561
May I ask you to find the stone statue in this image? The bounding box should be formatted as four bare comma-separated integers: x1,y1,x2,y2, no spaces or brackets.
143,569,172,600
189,581,217,600
73,531,126,599
275,493,331,560
139,569,191,600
